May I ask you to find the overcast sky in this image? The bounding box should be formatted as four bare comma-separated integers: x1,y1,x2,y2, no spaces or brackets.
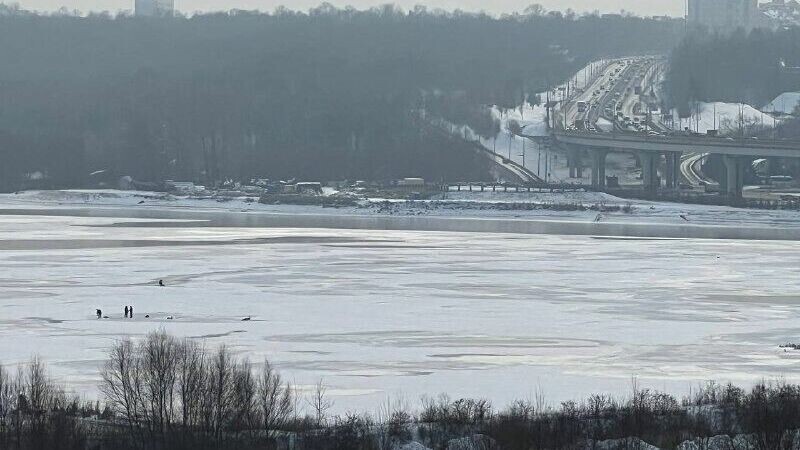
13,0,687,16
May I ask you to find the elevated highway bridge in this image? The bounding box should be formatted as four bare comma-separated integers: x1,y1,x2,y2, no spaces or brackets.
551,130,800,198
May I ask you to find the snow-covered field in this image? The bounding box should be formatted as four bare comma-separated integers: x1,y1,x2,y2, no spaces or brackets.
3,191,800,414
669,101,777,135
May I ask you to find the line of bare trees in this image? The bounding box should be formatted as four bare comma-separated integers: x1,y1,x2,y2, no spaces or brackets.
0,357,105,450
100,330,294,449
9,333,800,449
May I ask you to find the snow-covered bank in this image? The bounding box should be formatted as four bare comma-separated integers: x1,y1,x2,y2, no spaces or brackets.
6,203,800,241
4,189,800,237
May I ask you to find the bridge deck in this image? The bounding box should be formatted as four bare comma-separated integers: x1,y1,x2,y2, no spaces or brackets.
551,131,800,158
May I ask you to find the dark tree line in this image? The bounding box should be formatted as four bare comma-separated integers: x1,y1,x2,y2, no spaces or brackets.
665,26,800,116
7,338,800,449
0,4,681,191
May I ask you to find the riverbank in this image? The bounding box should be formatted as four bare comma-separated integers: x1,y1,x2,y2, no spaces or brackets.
3,189,800,240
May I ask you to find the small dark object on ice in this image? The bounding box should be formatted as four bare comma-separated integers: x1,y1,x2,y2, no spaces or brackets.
145,314,150,318
680,214,689,221
138,200,145,204
158,279,165,287
241,316,251,321
166,316,174,320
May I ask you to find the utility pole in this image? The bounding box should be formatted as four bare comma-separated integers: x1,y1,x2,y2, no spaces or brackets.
545,88,551,130
544,146,549,183
537,143,541,176
713,102,717,131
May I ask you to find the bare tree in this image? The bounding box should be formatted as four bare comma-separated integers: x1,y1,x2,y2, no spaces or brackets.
307,379,334,427
229,357,258,434
0,363,15,446
102,337,148,447
207,344,236,439
25,356,52,415
175,339,207,431
141,330,179,435
257,360,294,437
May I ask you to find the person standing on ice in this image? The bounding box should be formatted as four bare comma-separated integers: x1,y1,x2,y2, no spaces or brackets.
124,306,129,318
129,306,134,317
96,309,102,319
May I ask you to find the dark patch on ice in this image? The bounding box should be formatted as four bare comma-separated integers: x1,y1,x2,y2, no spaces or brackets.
699,293,800,305
0,236,392,251
87,221,212,228
590,236,685,241
265,330,606,349
50,359,105,370
289,350,333,355
190,330,247,339
323,244,445,249
0,290,58,299
24,316,65,324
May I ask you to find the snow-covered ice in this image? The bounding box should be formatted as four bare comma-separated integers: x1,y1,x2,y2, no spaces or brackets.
3,192,800,414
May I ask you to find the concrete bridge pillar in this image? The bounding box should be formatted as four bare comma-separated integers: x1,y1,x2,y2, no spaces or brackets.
722,155,747,200
591,149,608,188
566,146,584,179
640,152,660,192
664,152,681,189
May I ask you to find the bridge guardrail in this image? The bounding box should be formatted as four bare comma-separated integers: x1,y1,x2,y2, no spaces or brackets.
553,130,800,151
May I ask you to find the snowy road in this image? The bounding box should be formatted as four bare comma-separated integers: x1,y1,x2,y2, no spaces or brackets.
680,153,712,187
2,200,800,413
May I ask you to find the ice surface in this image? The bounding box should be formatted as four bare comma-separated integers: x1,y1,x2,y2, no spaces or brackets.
2,194,800,414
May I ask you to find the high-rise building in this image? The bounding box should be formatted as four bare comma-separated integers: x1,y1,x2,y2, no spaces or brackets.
687,0,761,32
135,0,174,17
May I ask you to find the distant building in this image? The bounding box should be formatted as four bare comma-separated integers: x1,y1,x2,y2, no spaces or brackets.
135,0,174,17
687,0,761,32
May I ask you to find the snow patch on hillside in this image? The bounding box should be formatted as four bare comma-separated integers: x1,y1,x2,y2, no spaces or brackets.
763,92,800,116
670,102,777,135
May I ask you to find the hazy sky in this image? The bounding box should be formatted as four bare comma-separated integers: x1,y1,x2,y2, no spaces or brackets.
13,0,687,16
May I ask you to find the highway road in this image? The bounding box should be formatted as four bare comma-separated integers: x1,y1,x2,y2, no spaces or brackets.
560,56,664,135
558,59,620,131
679,153,712,187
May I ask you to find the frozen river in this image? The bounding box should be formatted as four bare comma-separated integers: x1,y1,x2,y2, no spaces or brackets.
2,201,800,413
